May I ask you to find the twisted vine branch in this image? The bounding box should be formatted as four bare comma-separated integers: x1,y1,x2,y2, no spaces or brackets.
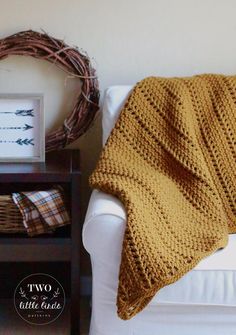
0,30,100,151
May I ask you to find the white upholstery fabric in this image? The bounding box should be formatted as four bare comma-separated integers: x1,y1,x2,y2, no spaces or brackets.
83,86,236,335
102,86,132,145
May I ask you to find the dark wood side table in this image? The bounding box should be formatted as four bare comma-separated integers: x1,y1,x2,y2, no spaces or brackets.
0,149,81,334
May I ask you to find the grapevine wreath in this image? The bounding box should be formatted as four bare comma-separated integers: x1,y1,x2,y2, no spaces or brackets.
0,30,100,151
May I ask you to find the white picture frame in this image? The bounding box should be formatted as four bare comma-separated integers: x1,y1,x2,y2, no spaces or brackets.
0,94,44,162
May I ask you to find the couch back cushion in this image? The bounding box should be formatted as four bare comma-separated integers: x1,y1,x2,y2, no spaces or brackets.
102,86,132,145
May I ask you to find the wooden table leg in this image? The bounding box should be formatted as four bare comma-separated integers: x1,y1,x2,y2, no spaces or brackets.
71,174,81,334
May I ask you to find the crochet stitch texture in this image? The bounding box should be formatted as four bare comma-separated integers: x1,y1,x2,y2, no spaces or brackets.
89,75,236,320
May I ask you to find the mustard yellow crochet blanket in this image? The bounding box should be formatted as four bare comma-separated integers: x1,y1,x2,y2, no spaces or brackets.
89,75,236,320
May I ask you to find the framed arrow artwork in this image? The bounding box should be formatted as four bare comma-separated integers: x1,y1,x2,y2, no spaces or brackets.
0,94,44,162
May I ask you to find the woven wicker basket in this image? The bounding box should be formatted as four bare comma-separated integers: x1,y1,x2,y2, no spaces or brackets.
0,195,25,233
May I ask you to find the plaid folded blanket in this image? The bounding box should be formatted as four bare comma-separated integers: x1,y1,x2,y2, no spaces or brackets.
12,187,70,236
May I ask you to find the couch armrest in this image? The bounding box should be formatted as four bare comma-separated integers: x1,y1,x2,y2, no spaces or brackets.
82,190,126,261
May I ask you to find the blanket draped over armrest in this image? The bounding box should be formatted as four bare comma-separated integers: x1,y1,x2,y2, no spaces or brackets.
89,75,236,320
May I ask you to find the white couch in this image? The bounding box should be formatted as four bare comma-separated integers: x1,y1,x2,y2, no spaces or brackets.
82,86,236,335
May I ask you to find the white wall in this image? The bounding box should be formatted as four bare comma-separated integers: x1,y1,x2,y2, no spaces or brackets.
0,0,236,212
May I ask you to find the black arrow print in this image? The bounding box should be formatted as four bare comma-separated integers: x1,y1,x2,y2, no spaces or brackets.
0,138,34,146
0,109,34,117
0,124,33,131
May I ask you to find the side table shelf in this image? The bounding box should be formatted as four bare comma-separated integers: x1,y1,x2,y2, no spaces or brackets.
0,238,71,262
0,149,81,335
